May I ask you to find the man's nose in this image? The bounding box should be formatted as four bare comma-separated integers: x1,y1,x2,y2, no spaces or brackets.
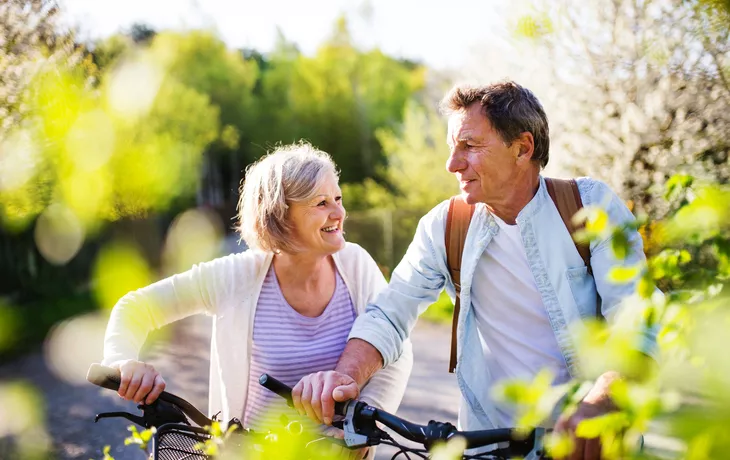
446,147,464,174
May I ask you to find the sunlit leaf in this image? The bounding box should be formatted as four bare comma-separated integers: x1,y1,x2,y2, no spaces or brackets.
607,264,643,284
664,174,694,202
637,273,656,299
102,444,115,460
573,206,610,237
430,435,467,460
610,228,630,260
92,242,152,311
544,431,573,459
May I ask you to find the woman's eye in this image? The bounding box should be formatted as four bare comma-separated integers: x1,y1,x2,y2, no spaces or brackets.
317,200,327,206
335,196,342,203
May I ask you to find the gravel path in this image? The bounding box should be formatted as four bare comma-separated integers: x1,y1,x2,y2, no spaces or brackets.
0,314,680,459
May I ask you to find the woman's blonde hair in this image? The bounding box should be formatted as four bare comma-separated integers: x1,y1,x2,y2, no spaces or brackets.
237,141,339,253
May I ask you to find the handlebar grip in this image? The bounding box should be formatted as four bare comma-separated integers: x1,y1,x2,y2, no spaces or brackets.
455,428,516,449
259,374,293,406
258,374,348,415
87,363,122,392
87,363,214,428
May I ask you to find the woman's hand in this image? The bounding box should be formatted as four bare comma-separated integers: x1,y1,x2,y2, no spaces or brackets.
109,359,166,405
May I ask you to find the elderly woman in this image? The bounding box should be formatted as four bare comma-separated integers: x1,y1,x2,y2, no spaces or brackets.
100,142,413,442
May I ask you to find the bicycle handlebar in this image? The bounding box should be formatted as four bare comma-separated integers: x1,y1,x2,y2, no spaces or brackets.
258,373,522,450
257,374,349,415
86,363,213,428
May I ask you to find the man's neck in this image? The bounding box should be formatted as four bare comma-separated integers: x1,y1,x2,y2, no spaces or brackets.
485,172,540,225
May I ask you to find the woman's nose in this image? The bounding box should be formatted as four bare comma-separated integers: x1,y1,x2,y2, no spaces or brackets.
331,203,345,219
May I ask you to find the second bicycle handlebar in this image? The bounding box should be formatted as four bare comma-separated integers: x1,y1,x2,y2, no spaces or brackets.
258,373,520,450
86,363,214,428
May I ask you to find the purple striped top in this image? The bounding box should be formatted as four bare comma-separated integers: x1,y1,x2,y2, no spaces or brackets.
243,265,356,431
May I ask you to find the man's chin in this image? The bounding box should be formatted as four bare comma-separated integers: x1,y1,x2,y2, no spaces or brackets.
461,192,482,205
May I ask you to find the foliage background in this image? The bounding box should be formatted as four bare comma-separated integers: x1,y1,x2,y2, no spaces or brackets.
0,0,729,458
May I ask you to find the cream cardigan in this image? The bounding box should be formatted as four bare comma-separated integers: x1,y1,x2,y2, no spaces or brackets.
101,242,414,425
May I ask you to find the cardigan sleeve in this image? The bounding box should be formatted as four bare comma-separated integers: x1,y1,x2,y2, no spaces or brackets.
101,253,242,366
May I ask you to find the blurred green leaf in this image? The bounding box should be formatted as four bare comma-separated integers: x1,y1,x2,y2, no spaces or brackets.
102,444,115,460
637,273,656,299
124,425,156,450
607,265,643,284
92,242,152,310
514,13,554,39
665,174,694,202
544,431,574,459
610,228,631,260
430,435,467,460
0,301,20,352
574,206,610,237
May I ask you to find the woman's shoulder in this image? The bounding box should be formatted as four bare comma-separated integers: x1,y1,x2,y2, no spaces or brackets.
336,241,374,264
335,242,382,277
194,248,270,280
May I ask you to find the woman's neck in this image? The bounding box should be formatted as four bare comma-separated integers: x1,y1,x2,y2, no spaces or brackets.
272,251,334,290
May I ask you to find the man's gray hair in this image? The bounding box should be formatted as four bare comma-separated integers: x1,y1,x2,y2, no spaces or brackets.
237,141,338,253
440,80,550,168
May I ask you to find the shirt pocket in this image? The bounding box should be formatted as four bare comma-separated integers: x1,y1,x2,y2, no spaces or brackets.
566,266,599,319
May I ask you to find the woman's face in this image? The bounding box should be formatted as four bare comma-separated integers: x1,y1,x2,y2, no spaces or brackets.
287,172,346,256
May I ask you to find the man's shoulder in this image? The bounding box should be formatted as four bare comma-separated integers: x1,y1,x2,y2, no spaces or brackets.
574,176,620,207
416,198,456,240
573,176,636,226
426,198,453,221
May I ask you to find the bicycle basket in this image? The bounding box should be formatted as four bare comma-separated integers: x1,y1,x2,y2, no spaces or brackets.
152,423,211,460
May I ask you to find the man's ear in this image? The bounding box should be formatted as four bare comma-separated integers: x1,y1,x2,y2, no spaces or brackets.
515,132,535,163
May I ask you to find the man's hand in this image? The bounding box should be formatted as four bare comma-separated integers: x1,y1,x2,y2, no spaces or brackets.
292,371,360,425
554,371,621,460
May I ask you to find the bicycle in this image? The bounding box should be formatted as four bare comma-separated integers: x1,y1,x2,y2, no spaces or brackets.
87,364,548,459
258,373,548,460
87,363,253,460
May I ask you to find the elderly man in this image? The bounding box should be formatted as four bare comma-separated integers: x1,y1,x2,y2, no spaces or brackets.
294,81,657,460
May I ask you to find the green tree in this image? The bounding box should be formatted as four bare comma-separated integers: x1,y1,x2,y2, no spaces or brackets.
510,0,730,221
253,17,425,184
0,0,86,139
343,101,458,269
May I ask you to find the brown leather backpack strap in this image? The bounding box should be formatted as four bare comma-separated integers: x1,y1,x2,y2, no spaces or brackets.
445,196,474,373
545,178,591,275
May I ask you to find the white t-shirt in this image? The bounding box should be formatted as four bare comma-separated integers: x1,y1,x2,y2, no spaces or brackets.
471,213,571,427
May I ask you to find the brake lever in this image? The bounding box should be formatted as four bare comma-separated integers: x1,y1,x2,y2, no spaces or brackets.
522,427,546,460
95,411,147,427
342,401,385,448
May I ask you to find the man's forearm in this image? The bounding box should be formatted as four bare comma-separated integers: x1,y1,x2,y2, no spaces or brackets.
335,338,384,387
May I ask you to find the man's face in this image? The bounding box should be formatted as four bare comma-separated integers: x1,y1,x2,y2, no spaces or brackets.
446,103,522,205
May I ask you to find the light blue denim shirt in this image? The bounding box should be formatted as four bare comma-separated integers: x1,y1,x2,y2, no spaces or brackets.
349,176,658,431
